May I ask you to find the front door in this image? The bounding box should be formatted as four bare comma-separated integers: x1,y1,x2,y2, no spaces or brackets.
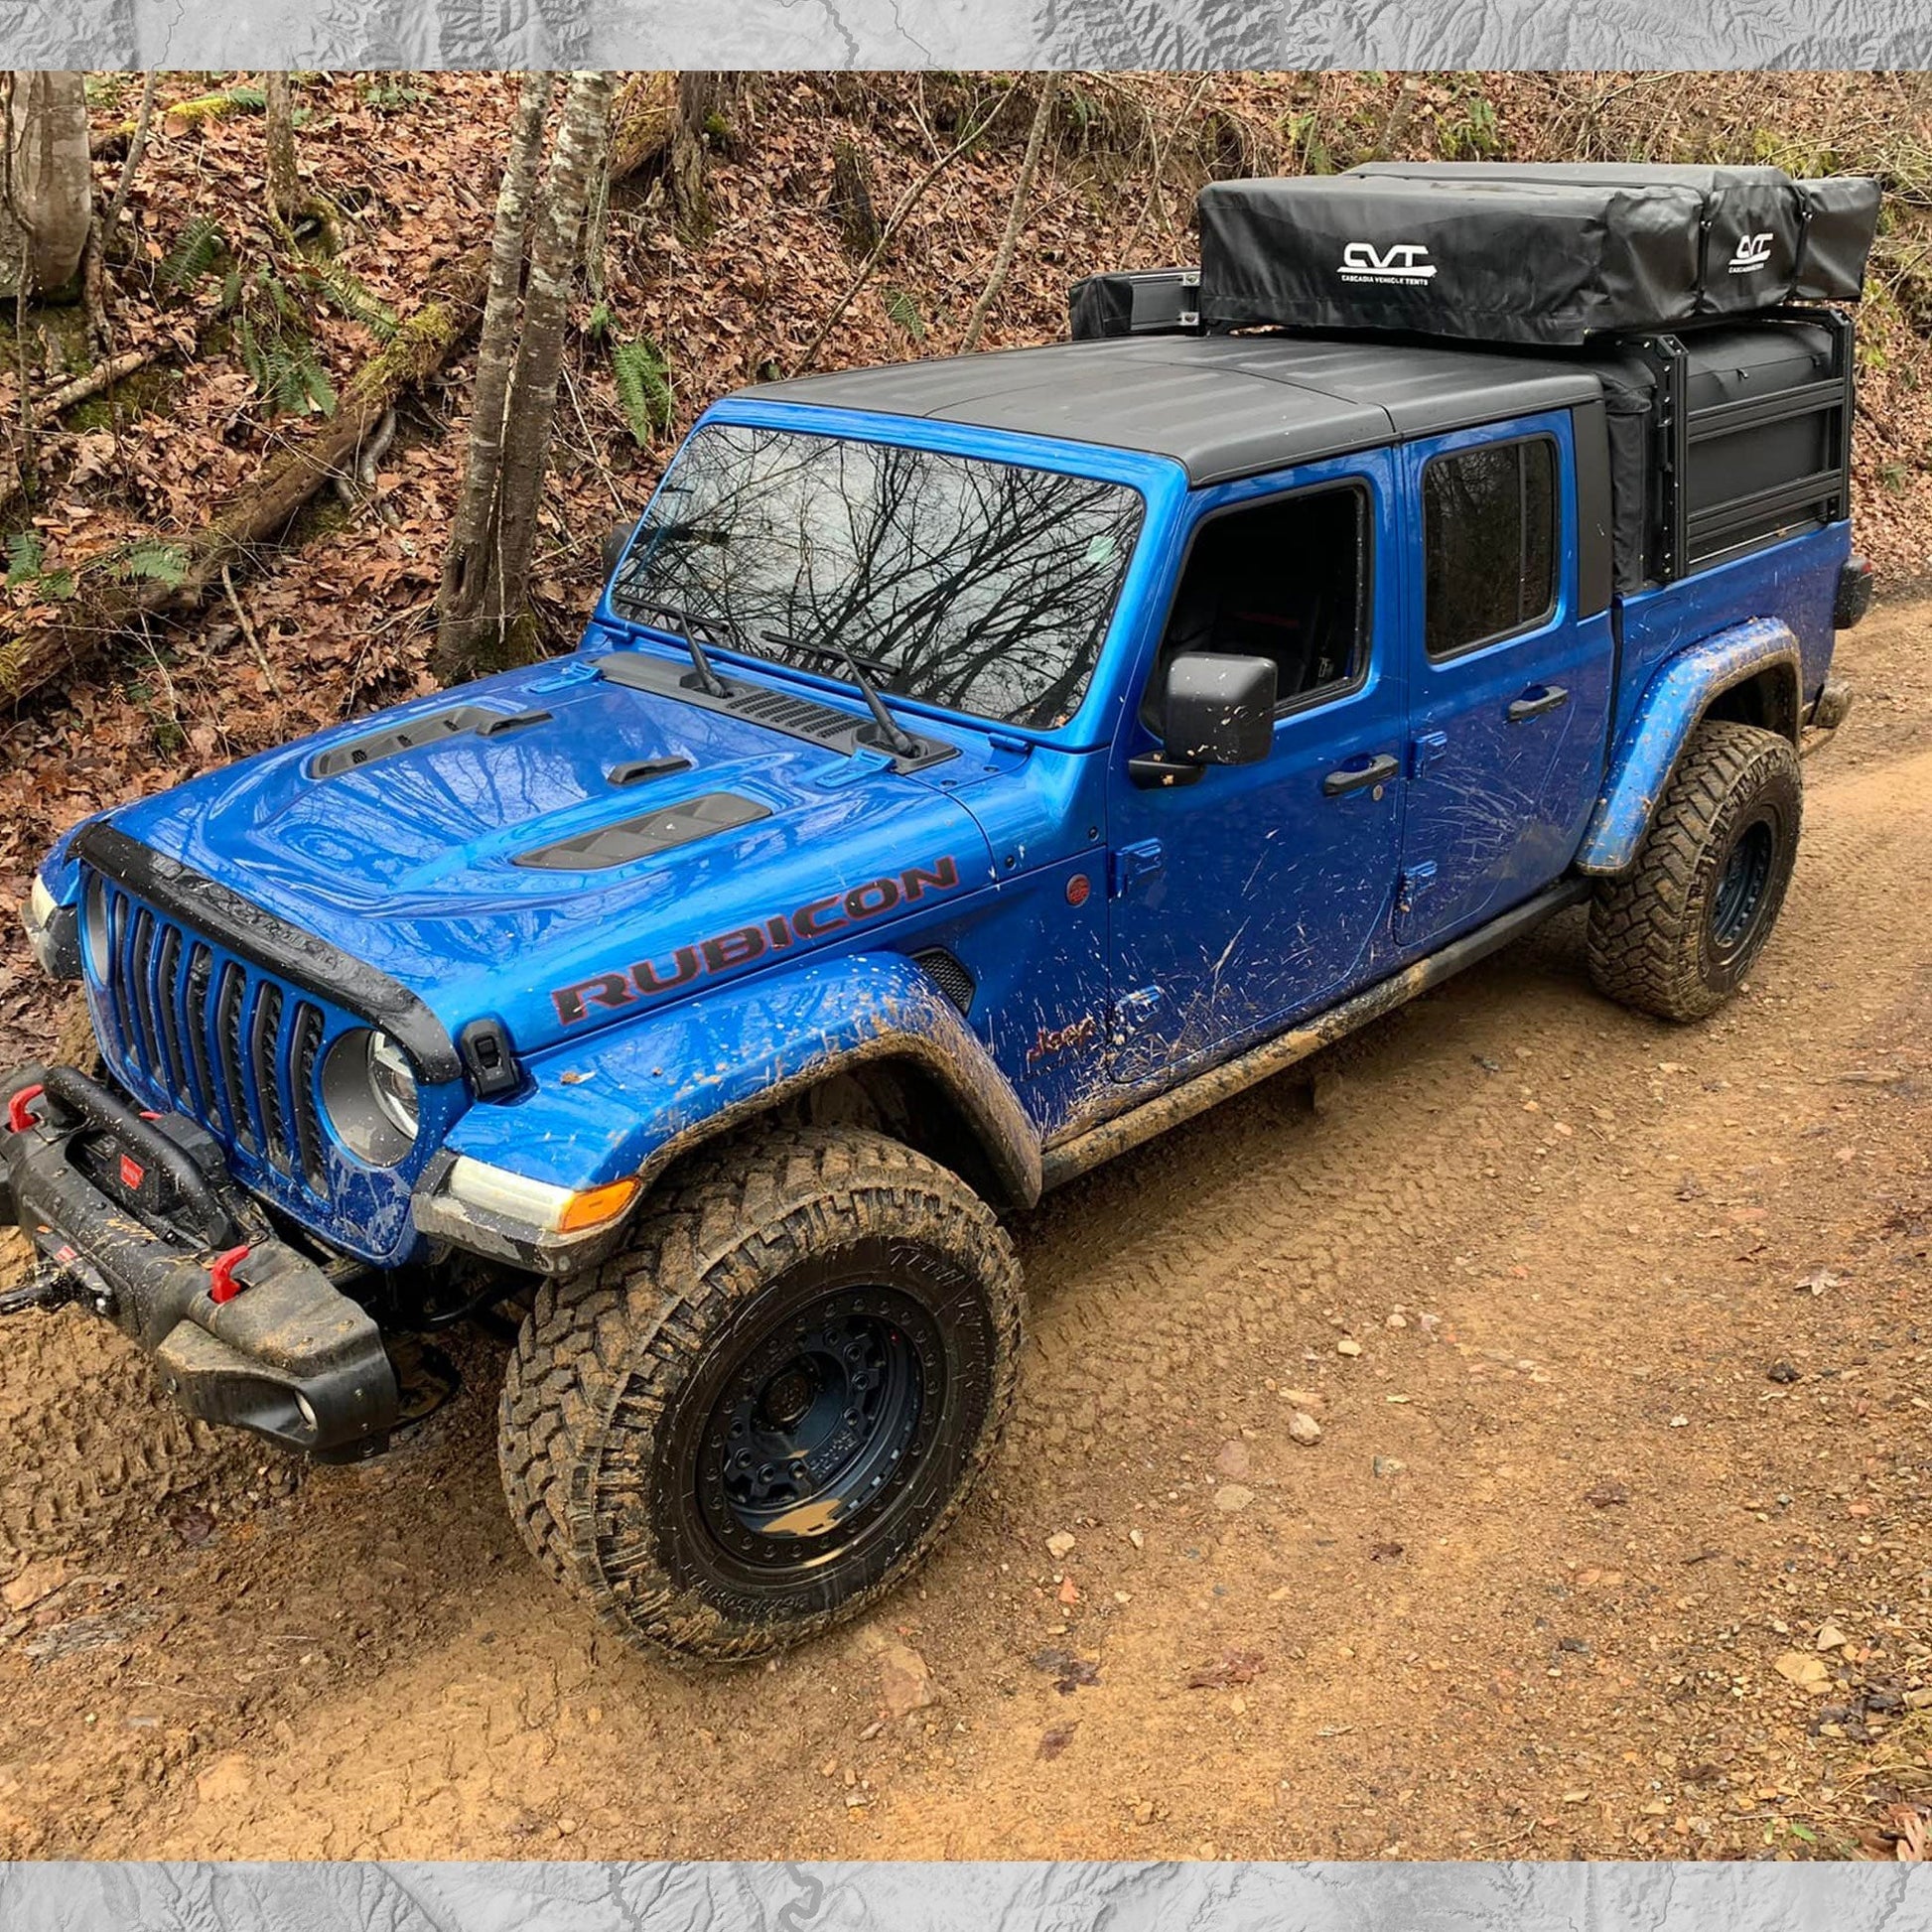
1107,453,1406,1083
1397,414,1613,950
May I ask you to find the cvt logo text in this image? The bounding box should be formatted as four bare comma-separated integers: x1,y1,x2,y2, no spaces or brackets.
1339,241,1438,284
1729,231,1775,273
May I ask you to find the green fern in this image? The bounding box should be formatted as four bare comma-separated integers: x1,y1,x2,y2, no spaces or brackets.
4,532,75,600
5,531,45,587
883,287,925,343
235,310,269,396
612,338,673,445
308,261,398,341
115,541,191,589
279,341,336,417
233,268,337,417
223,83,267,111
359,80,427,111
159,214,226,292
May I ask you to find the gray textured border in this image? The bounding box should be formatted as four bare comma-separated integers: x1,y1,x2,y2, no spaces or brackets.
6,0,1932,69
3,1863,1932,1926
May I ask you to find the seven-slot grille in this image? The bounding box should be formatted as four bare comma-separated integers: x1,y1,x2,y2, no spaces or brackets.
90,877,333,1198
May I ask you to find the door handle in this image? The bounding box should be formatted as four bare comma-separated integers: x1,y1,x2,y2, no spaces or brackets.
1507,683,1570,723
1321,752,1399,798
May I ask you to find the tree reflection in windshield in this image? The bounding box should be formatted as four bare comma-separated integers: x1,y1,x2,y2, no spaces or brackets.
612,423,1144,731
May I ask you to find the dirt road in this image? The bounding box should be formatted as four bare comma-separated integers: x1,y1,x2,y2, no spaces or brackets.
3,598,1930,1863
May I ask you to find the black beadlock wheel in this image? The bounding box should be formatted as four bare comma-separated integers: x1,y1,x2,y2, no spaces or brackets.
1587,718,1803,1023
498,1125,1023,1661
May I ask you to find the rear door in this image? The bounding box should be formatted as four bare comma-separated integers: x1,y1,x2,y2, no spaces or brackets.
1395,412,1613,950
1105,451,1406,1082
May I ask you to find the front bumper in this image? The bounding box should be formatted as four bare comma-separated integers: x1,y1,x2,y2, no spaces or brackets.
2,1062,398,1460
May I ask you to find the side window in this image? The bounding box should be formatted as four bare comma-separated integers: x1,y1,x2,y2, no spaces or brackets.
1149,482,1370,724
1422,437,1558,660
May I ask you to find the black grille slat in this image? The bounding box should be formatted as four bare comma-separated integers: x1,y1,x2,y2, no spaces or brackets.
99,889,131,1062
183,942,216,1118
152,924,188,1101
252,982,290,1172
214,962,256,1153
126,905,160,1077
291,1003,329,1196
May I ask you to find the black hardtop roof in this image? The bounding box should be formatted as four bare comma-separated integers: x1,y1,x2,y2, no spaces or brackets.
743,334,1603,486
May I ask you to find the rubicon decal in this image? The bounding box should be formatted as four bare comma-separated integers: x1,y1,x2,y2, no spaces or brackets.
551,856,962,1024
1339,241,1437,284
1728,231,1774,273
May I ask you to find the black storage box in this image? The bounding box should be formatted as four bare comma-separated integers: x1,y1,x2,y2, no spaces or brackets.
1069,268,1200,340
1590,315,1852,588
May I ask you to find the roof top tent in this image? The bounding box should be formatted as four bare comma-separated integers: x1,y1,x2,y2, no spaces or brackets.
1065,161,1878,594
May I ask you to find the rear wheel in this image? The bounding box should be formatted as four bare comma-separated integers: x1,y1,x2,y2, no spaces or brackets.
498,1125,1022,1661
1587,718,1802,1023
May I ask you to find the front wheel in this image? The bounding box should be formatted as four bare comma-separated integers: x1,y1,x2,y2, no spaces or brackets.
1587,718,1803,1023
498,1125,1023,1661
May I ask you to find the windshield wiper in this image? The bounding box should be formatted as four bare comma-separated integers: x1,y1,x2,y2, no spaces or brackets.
624,599,737,700
762,630,921,759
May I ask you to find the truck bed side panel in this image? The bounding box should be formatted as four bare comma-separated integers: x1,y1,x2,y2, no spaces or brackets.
1612,519,1848,734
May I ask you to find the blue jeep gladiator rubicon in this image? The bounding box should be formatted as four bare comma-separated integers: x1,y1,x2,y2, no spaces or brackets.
3,164,1879,1658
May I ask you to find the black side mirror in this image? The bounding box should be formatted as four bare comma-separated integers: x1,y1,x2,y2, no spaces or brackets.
601,518,639,579
1167,651,1276,760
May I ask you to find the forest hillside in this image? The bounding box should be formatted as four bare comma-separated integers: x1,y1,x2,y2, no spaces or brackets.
2,69,1929,1048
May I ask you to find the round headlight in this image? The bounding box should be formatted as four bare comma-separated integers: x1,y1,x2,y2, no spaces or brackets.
321,1027,421,1167
367,1029,419,1137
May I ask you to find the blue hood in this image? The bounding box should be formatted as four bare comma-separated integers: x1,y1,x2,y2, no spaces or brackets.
104,653,998,1059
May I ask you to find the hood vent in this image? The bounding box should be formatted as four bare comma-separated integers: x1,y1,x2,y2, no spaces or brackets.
309,703,552,778
513,790,770,871
730,684,863,745
309,705,501,778
596,648,958,773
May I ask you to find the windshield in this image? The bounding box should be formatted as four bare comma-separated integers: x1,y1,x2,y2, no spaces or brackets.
611,423,1145,731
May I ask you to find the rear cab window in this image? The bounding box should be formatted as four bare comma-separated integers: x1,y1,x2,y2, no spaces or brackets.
1423,436,1558,658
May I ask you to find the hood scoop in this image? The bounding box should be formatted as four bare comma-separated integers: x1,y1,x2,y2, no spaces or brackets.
513,789,769,872
308,703,551,778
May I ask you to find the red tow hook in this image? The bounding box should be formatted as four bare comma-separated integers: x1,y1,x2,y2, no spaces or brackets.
207,1244,252,1305
7,1083,44,1133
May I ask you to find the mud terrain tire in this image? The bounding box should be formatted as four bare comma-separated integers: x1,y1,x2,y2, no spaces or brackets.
499,1125,1023,1661
1587,718,1802,1023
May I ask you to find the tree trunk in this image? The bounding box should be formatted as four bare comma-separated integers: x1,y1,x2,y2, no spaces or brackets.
959,76,1057,355
669,71,729,238
263,71,302,231
2,71,91,297
101,68,158,243
435,70,553,678
828,137,881,257
442,69,615,680
0,74,678,710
